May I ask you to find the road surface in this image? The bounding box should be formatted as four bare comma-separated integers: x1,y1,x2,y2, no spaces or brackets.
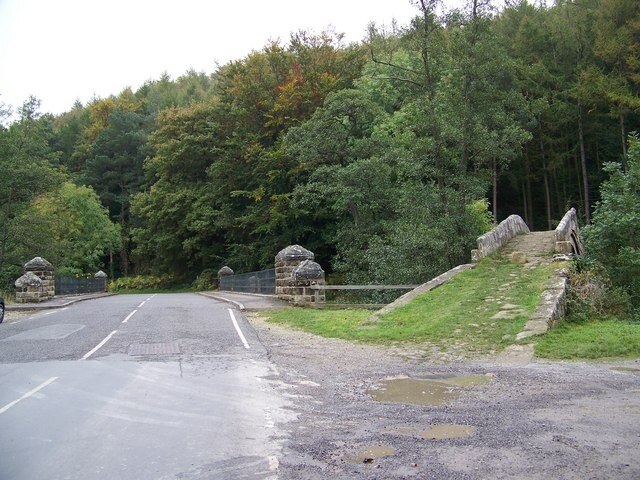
0,294,292,480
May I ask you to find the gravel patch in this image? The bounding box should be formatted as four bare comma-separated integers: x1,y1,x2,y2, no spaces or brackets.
247,313,640,479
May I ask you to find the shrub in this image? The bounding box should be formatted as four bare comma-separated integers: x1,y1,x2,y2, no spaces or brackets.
191,269,217,291
583,134,640,314
109,274,176,292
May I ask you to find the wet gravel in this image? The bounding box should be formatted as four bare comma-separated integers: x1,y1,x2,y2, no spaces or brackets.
247,314,640,480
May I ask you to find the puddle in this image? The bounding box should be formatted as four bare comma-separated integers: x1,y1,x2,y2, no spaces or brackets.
368,375,491,406
344,446,396,464
611,367,640,375
421,424,476,439
385,423,476,440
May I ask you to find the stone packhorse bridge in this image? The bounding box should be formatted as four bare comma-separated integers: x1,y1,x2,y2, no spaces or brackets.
379,208,583,338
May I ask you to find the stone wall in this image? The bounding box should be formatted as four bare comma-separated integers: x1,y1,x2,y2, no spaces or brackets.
554,208,584,256
471,215,530,262
15,257,55,303
516,271,569,340
275,245,325,305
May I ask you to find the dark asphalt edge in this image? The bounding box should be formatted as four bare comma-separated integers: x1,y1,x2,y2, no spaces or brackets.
197,292,246,311
6,292,117,311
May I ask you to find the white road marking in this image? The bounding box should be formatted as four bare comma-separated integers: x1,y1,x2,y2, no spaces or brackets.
81,330,118,360
122,310,138,323
138,294,156,307
14,308,68,324
228,309,250,349
0,377,58,414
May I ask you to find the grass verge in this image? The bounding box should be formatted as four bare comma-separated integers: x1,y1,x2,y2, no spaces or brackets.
265,256,558,355
534,316,640,360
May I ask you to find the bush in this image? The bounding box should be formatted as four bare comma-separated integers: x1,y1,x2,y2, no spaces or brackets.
566,261,631,320
109,274,176,292
191,269,217,291
583,134,640,313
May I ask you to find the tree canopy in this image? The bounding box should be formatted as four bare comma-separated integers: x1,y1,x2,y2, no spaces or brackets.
1,0,638,294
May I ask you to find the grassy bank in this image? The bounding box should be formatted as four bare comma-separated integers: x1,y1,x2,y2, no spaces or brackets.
534,316,640,360
266,256,558,355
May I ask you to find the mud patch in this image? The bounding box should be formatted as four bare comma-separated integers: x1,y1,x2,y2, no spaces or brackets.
368,374,491,406
611,367,640,375
421,424,476,439
384,423,476,440
343,445,396,464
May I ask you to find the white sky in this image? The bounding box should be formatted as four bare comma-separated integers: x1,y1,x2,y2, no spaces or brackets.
0,0,465,116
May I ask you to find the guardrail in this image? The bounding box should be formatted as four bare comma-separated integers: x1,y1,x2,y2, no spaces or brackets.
307,284,420,308
219,268,276,294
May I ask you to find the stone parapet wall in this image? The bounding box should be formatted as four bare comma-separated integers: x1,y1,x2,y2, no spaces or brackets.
472,215,530,262
554,208,584,256
516,271,569,340
275,245,325,305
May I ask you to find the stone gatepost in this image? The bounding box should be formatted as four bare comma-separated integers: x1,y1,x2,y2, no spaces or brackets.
95,271,108,292
15,257,55,303
275,245,325,305
217,266,234,290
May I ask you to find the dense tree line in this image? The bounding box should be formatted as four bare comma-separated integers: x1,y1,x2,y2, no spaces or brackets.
0,0,638,293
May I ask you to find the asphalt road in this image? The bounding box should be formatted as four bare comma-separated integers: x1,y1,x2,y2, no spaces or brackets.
0,294,293,480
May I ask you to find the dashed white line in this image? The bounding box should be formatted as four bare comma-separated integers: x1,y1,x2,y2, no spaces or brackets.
122,310,138,323
138,294,156,308
81,330,118,360
0,377,58,414
228,309,250,349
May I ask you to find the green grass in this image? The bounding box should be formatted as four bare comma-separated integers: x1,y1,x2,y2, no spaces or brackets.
265,256,559,354
535,316,640,360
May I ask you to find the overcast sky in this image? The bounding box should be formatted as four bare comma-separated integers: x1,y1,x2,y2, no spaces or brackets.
0,0,465,116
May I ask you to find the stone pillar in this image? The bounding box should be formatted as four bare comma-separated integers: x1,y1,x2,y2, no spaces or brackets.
95,270,108,292
217,266,234,290
275,245,325,305
293,259,326,304
15,257,55,303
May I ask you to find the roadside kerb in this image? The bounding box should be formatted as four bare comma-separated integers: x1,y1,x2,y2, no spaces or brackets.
198,292,246,311
5,292,116,311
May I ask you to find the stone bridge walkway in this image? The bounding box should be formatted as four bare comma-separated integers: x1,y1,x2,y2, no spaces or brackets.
500,230,557,265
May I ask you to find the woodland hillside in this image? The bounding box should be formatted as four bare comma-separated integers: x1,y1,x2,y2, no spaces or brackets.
1,0,638,292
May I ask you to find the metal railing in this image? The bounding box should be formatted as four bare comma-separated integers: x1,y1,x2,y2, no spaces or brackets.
308,284,419,308
219,268,276,294
55,276,107,295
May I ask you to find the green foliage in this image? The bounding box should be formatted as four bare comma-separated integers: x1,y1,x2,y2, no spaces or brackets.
109,274,177,292
0,97,64,290
584,136,640,311
7,1,637,291
19,182,120,276
191,269,217,291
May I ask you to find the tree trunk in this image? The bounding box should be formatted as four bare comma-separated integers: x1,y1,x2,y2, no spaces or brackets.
620,112,627,171
525,149,534,231
539,129,552,230
492,158,498,222
522,181,529,227
577,100,591,223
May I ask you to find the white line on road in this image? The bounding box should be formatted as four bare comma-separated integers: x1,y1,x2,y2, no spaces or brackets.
228,309,250,349
81,330,118,360
122,310,138,323
138,294,156,308
14,308,68,324
0,377,58,414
